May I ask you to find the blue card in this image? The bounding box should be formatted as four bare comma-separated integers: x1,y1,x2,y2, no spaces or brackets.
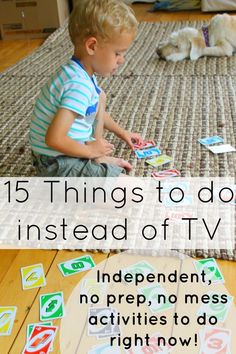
135,147,161,159
198,136,224,146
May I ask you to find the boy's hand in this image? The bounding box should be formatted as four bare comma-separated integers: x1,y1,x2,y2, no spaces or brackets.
86,139,114,158
122,131,143,149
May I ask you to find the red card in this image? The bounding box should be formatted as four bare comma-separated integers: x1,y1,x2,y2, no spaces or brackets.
133,140,155,150
22,325,57,354
152,169,181,179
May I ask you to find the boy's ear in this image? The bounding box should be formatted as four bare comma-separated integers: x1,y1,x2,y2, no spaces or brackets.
85,37,98,55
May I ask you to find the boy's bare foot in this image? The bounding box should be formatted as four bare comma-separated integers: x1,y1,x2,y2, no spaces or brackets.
95,156,132,172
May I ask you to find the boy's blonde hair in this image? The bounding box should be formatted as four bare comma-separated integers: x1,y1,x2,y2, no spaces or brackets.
69,0,138,46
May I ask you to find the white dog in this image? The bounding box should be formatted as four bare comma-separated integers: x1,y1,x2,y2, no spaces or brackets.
156,14,236,61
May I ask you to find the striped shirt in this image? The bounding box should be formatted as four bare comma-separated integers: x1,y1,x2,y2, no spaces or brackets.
29,57,101,156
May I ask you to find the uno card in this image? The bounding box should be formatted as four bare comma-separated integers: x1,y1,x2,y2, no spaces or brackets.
40,292,65,321
152,169,181,179
207,144,236,154
198,136,224,146
80,278,107,303
135,147,161,159
58,255,95,277
88,307,119,338
0,306,17,336
133,140,156,150
27,322,53,352
146,155,173,167
194,258,224,285
126,332,172,353
197,292,233,323
21,264,46,290
163,194,193,207
121,261,156,279
199,327,231,354
138,284,174,313
22,325,57,354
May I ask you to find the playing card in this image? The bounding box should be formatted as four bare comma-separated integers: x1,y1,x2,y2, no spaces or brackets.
138,284,174,313
198,136,224,146
21,264,46,290
88,307,117,337
121,261,156,279
207,144,236,154
22,325,57,354
58,255,95,277
133,140,156,150
126,332,172,353
194,258,224,285
197,292,233,323
152,169,181,179
80,278,107,302
146,155,172,167
40,292,65,321
0,306,17,336
199,327,231,354
163,194,193,207
27,322,53,352
135,147,161,159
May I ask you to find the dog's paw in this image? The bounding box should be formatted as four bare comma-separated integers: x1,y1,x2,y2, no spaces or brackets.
190,48,201,60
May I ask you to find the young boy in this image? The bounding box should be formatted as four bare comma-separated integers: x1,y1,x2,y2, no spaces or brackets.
29,0,142,177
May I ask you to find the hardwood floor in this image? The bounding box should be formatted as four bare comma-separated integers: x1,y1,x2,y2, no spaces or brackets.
0,5,235,352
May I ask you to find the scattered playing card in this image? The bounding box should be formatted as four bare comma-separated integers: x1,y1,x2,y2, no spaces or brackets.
0,306,17,336
135,147,161,159
27,322,53,352
198,136,224,146
207,144,236,154
40,291,65,321
194,258,224,285
146,155,173,167
197,291,233,323
152,169,181,179
88,307,120,338
80,278,107,303
133,140,156,150
22,325,57,354
58,255,95,277
121,261,156,279
21,264,46,290
199,327,231,354
138,284,174,313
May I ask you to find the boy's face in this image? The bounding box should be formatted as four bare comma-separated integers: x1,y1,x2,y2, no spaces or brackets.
92,31,135,76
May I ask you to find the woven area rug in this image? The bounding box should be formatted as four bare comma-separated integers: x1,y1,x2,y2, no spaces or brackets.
0,20,235,260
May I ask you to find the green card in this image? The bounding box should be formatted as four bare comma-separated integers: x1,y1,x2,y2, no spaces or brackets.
40,292,64,321
58,255,95,277
194,258,224,284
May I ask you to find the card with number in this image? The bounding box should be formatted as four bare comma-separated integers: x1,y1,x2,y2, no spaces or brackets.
152,169,181,179
0,306,17,336
22,325,57,354
194,258,224,284
199,327,231,354
207,144,236,154
133,140,156,150
58,255,95,277
146,155,173,167
135,147,161,159
198,136,224,146
39,291,65,321
21,264,46,290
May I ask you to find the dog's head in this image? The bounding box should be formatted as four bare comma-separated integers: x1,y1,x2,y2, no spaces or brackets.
156,28,199,61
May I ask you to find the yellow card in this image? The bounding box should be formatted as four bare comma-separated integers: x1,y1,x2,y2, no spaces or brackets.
0,306,17,336
21,263,46,290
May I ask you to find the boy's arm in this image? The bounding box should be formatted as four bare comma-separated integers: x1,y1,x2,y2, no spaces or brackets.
45,108,113,159
103,111,143,148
